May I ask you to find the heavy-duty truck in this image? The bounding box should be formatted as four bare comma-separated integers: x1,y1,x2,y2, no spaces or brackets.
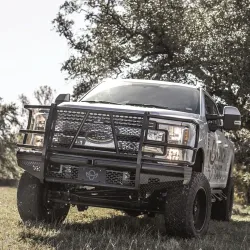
16,79,241,238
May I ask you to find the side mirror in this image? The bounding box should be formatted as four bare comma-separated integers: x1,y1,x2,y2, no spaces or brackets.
55,94,70,105
223,106,241,131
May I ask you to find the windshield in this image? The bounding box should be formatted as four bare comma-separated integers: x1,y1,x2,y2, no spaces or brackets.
81,80,200,114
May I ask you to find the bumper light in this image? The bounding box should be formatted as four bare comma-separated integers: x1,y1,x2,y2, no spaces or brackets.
156,148,193,162
166,148,183,161
142,145,164,155
147,130,165,142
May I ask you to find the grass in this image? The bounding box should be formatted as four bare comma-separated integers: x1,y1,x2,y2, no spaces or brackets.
0,187,249,250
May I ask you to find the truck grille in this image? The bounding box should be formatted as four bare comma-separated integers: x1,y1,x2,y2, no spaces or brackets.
51,110,155,155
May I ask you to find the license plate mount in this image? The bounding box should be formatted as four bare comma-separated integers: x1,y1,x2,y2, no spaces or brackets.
78,167,106,183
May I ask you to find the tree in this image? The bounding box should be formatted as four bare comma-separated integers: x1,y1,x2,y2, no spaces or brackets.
34,85,56,105
53,0,250,109
53,0,203,99
18,94,31,128
18,94,30,107
0,98,20,179
19,85,55,126
18,86,55,134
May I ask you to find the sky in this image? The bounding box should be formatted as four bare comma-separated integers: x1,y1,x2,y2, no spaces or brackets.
0,0,74,105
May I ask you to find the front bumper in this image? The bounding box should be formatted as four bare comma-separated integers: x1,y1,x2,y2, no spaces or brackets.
17,104,198,194
17,150,192,192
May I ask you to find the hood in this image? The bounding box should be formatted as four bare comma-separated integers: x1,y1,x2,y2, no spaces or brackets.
59,102,200,122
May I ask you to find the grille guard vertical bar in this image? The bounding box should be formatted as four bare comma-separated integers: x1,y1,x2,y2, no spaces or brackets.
42,104,57,160
23,109,32,144
110,114,119,154
135,112,149,189
69,111,90,149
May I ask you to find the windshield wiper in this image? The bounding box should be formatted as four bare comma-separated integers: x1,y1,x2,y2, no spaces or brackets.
124,103,168,110
81,100,120,105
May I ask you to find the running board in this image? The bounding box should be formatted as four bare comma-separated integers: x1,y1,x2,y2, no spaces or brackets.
211,189,227,202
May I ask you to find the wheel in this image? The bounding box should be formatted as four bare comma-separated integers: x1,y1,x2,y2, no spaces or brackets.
17,172,69,224
123,210,142,217
164,172,211,238
211,177,234,221
146,212,155,218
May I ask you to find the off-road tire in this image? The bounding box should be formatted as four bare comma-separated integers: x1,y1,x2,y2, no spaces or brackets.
211,177,234,221
164,172,211,238
17,171,69,224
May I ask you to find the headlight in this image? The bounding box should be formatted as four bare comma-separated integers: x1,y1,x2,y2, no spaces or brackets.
32,134,44,147
27,112,47,146
150,121,197,163
34,113,47,130
147,130,166,142
142,130,165,155
158,123,196,147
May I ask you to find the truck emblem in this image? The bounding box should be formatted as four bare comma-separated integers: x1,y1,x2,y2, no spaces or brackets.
86,131,113,143
86,170,98,181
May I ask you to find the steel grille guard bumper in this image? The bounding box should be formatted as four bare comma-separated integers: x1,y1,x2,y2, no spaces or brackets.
17,104,199,189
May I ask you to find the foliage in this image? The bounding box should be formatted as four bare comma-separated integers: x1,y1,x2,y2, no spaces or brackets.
53,0,198,99
234,166,250,204
53,0,250,108
19,85,55,129
18,94,30,117
0,98,20,179
33,85,56,105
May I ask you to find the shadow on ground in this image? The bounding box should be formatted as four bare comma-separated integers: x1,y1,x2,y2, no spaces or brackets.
0,178,18,187
18,213,250,250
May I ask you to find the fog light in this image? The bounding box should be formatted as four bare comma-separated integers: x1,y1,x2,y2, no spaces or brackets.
147,130,165,142
142,145,164,155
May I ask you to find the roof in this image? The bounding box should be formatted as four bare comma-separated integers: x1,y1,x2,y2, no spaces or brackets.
110,78,199,89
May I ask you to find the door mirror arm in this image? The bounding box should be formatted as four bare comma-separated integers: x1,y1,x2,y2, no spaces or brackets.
206,114,223,121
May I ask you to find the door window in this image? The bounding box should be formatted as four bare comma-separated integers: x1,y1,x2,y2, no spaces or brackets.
205,94,222,126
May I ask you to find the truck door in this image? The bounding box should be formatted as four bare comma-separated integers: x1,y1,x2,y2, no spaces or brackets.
204,94,226,187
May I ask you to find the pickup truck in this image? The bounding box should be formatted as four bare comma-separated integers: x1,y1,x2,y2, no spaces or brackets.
16,79,241,238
